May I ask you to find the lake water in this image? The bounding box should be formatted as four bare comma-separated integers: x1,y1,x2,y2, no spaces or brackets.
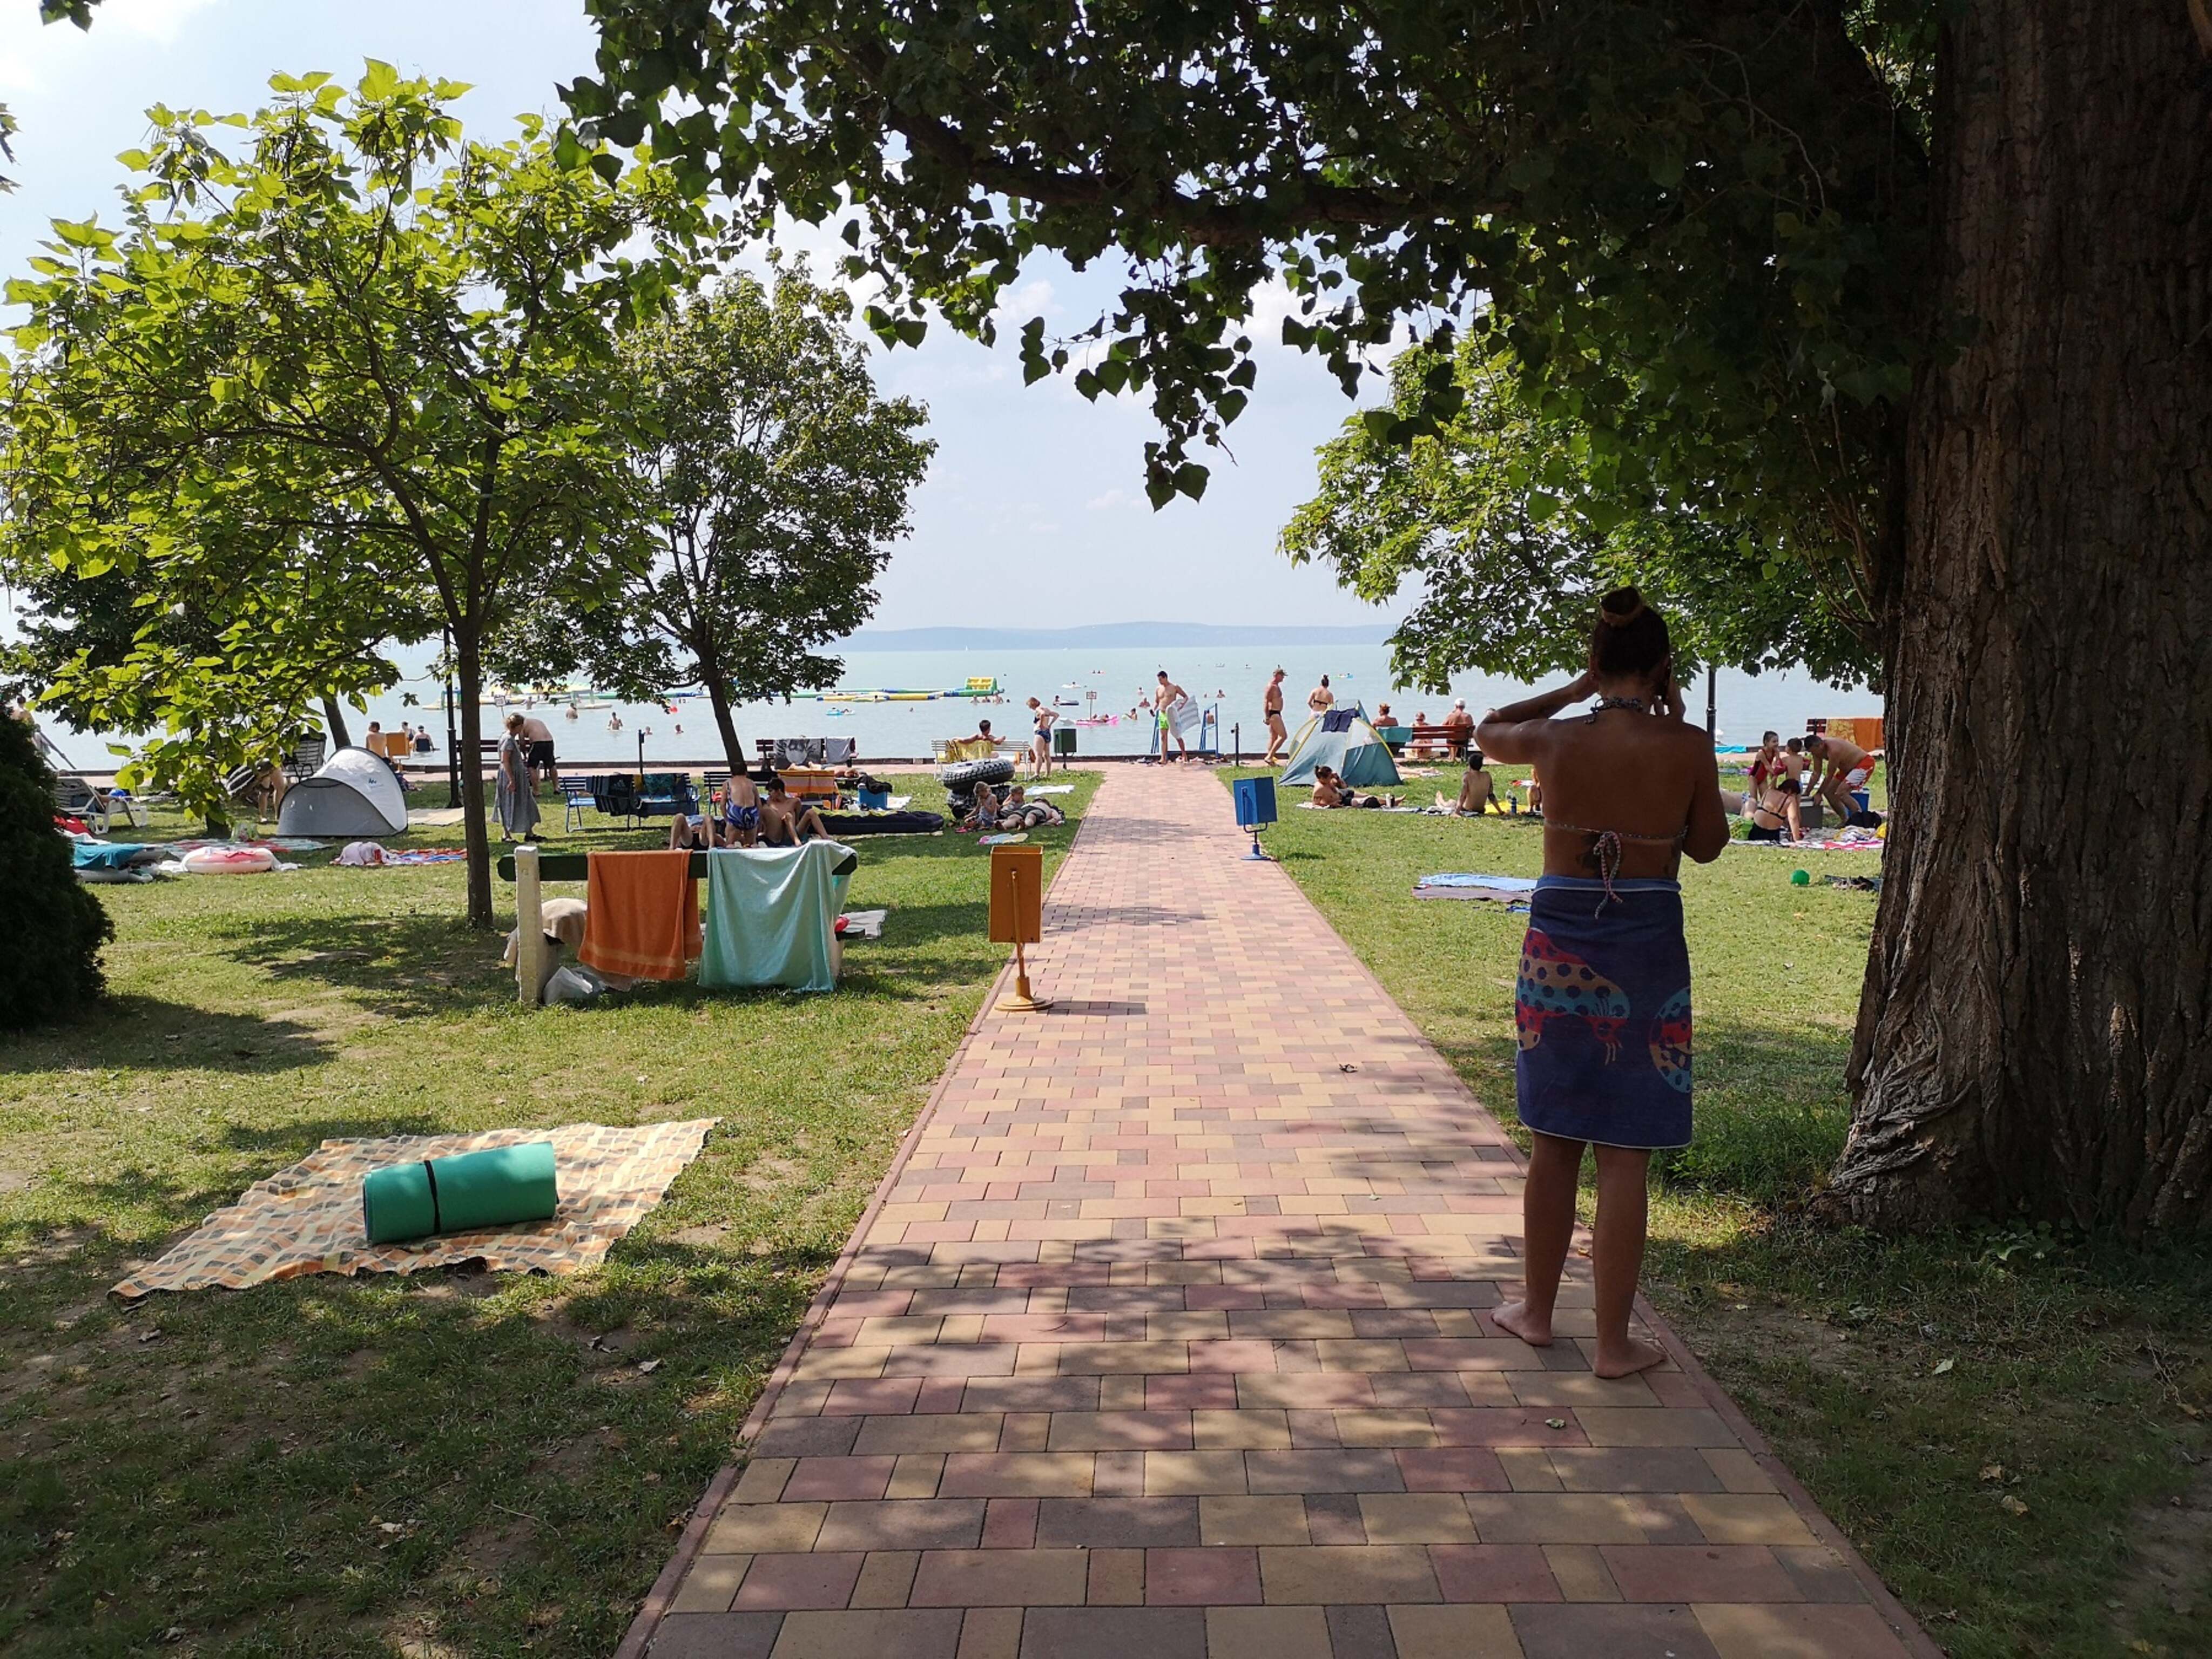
37,642,1877,771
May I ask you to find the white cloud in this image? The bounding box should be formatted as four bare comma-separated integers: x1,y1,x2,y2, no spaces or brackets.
0,0,222,94
1085,488,1135,511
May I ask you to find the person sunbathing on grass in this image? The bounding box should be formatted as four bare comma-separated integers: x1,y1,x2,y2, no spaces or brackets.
1311,765,1400,810
996,785,1065,831
1454,752,1496,817
757,776,830,845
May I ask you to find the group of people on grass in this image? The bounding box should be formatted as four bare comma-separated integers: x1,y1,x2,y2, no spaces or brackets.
951,696,1063,779
958,781,1067,834
490,709,832,847
664,767,830,851
1737,728,1878,842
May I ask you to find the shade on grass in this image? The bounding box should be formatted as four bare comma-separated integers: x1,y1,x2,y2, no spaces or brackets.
1222,763,2212,1659
0,773,1096,1658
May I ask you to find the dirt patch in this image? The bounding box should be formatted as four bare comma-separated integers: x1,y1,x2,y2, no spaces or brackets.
2117,1451,2212,1626
743,1156,801,1192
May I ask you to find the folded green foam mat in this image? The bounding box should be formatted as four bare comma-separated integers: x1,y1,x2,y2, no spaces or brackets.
361,1141,559,1244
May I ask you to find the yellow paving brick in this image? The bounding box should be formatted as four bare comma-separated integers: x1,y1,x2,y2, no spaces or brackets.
1680,1493,1819,1546
1386,1604,1523,1659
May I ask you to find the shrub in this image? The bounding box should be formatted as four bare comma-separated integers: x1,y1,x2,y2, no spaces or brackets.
0,714,113,1027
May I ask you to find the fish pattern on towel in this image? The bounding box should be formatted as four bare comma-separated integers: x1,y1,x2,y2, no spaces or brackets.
1515,930,1631,1058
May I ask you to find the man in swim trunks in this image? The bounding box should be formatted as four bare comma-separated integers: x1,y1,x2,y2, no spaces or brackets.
1262,669,1289,764
1805,731,1874,821
758,776,830,845
1153,671,1190,763
721,768,761,847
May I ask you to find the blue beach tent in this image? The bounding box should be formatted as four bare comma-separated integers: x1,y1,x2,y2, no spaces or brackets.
1278,705,1402,788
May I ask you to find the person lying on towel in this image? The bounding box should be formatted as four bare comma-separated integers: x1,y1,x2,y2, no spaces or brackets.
758,776,832,845
997,786,1065,831
1312,765,1401,810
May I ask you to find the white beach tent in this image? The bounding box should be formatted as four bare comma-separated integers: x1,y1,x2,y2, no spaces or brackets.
276,746,409,838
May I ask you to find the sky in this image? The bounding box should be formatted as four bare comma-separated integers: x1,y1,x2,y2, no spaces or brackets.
0,0,1401,633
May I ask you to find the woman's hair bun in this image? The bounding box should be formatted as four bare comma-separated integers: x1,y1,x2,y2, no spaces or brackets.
1597,586,1645,628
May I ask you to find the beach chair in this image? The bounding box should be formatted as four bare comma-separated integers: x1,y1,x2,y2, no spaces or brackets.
52,775,131,833
559,775,595,832
286,735,327,781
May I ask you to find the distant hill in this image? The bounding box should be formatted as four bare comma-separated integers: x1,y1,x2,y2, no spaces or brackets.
841,621,1395,651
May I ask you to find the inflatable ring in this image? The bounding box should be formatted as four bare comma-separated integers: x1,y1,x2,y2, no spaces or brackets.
180,845,278,875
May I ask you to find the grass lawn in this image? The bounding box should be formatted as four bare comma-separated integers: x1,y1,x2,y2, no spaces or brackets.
2,772,1097,1659
1225,762,2212,1659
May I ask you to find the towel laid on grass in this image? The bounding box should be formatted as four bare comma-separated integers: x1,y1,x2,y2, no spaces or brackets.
699,840,855,993
579,850,699,981
111,1120,716,1298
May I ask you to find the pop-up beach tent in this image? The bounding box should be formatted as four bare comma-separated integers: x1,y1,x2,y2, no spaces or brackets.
276,746,409,838
1279,705,1402,788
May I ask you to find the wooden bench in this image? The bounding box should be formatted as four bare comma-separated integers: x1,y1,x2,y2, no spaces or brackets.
1405,722,1474,760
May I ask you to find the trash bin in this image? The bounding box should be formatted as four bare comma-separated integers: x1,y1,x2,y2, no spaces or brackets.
1053,726,1077,757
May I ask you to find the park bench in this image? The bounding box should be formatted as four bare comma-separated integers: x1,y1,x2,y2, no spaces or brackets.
1404,721,1473,760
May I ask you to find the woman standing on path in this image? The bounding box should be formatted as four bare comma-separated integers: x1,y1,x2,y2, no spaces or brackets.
494,712,541,841
1475,588,1729,1378
1026,696,1057,779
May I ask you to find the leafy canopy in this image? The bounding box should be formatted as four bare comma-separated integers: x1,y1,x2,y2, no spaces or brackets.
571,0,1931,622
491,261,934,772
2,64,720,921
1284,341,1877,693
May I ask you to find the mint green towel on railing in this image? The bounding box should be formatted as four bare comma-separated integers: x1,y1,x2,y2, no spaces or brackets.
361,1140,558,1244
699,841,857,993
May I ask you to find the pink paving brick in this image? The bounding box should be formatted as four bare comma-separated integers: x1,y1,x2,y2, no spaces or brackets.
639,767,1930,1659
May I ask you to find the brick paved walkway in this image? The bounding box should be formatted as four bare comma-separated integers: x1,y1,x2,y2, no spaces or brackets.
633,767,1931,1659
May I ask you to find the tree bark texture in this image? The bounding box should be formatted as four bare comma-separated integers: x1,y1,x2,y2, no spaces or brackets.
1833,0,2212,1231
320,694,352,751
455,633,495,932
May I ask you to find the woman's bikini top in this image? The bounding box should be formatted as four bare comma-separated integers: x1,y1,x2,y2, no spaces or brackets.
1543,700,1691,908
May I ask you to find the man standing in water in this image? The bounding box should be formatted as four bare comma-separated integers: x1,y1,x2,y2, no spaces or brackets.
1262,668,1289,764
1152,670,1191,763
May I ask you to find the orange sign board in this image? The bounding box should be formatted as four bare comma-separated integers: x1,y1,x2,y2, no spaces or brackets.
988,846,1045,944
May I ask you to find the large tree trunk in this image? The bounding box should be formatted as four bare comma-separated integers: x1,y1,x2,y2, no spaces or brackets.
455,629,495,931
1829,0,2212,1232
320,694,352,750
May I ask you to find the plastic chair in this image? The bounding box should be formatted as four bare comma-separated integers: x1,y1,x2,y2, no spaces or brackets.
560,775,595,832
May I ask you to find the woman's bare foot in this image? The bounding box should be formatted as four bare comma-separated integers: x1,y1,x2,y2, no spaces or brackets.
1492,1299,1553,1347
1591,1336,1668,1378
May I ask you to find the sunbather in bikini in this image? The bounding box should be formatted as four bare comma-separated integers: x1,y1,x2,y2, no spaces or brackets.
1311,765,1401,809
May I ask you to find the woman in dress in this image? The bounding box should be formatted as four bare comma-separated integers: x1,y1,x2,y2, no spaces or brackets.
1475,588,1730,1377
494,711,541,840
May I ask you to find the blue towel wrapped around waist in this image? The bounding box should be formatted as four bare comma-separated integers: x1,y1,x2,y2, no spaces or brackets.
1515,876,1693,1149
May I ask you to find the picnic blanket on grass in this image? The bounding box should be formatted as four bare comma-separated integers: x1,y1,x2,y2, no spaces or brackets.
111,1119,716,1299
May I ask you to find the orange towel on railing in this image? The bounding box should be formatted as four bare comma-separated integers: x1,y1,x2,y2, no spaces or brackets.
579,851,700,981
